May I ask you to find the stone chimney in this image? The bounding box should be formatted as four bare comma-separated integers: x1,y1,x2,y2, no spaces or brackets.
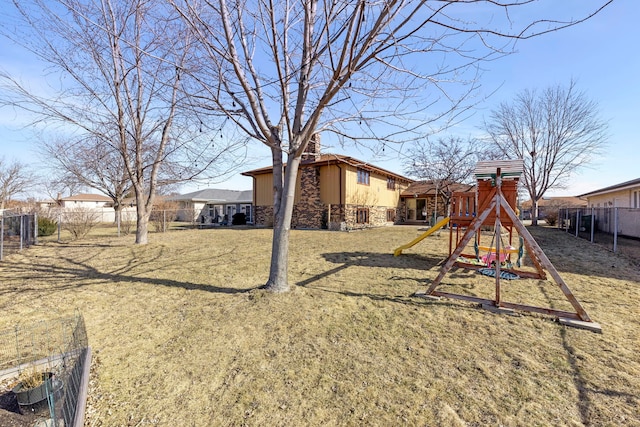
301,133,321,163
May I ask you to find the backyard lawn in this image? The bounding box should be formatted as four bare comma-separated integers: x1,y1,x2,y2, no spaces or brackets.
0,225,638,426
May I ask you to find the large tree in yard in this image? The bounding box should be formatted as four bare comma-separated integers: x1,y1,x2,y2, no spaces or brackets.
483,80,608,225
174,0,612,292
0,0,244,244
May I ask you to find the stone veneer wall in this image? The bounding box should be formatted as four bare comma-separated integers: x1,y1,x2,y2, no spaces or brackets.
254,205,274,227
343,204,399,230
292,166,325,229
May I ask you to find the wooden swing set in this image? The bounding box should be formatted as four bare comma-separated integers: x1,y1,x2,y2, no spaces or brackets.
419,160,601,332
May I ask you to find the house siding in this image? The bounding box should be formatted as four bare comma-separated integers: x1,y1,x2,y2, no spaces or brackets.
248,159,410,229
586,188,639,208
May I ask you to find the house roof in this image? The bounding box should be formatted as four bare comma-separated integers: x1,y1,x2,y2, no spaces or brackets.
520,196,587,209
242,153,414,183
401,180,475,198
60,193,112,202
169,188,253,203
578,177,640,198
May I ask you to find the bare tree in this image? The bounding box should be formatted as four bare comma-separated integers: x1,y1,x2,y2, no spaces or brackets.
405,136,481,215
41,136,132,224
0,157,35,211
483,80,608,225
173,0,612,292
0,0,245,244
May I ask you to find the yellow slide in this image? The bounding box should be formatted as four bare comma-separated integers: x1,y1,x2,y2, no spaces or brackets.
394,217,450,256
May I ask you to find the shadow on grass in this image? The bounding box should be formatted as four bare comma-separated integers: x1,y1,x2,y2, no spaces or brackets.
296,251,442,287
296,251,482,312
533,276,638,425
0,247,250,296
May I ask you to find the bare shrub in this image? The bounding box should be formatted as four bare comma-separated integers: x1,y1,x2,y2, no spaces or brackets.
62,208,99,240
544,210,559,226
150,200,180,232
119,210,136,235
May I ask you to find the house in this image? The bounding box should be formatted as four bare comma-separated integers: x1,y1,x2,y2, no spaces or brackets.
38,193,134,223
579,177,640,208
520,196,587,220
58,193,113,208
400,180,475,225
241,138,413,230
168,188,253,224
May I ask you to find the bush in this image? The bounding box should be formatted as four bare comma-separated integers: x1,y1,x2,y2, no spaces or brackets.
38,217,57,236
544,210,558,226
232,212,246,225
62,208,99,240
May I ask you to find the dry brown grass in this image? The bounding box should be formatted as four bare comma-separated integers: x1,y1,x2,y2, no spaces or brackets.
0,225,638,426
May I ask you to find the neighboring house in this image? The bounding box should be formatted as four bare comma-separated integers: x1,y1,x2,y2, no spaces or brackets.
400,180,475,225
58,193,113,208
39,193,133,223
520,196,587,220
241,138,413,230
579,177,640,209
168,189,254,224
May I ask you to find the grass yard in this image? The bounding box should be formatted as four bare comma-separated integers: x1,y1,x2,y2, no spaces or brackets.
0,225,638,426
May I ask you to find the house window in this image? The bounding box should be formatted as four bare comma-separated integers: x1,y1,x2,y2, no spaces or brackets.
634,191,639,208
357,208,369,224
386,209,395,222
387,177,396,190
357,169,370,185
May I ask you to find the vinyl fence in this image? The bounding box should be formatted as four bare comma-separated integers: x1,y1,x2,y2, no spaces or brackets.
558,207,640,260
1,212,37,261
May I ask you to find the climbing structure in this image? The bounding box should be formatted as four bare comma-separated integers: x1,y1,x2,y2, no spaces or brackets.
420,160,601,331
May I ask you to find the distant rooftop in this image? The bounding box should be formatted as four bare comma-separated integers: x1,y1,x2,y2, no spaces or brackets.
169,188,253,203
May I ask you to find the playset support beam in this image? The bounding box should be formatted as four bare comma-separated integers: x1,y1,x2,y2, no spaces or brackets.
421,160,600,331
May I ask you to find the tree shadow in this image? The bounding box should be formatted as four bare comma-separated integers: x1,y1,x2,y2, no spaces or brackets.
0,247,252,298
295,251,481,312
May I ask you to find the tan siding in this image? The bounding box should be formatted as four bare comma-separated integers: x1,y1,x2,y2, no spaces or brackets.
319,164,342,204
254,174,273,206
345,166,403,207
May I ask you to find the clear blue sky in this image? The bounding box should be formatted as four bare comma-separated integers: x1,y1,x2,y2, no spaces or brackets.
1,0,637,198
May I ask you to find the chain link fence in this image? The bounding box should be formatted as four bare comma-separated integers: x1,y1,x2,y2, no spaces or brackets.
0,313,91,427
1,212,37,261
558,207,640,261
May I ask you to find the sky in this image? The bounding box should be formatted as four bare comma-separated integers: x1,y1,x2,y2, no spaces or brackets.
0,0,637,199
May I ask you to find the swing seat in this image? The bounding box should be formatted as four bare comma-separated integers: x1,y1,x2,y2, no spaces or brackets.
479,245,517,265
478,268,520,280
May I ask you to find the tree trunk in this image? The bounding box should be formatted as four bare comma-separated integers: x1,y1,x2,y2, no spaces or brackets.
263,153,301,292
531,199,539,226
135,206,150,244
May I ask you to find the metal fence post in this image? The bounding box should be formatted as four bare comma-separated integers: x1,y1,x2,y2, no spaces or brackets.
575,210,580,237
34,212,38,245
1,215,4,261
590,207,595,243
20,214,24,250
613,207,618,253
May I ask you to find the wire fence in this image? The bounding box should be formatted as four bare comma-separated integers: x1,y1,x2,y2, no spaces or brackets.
1,212,37,261
0,313,90,427
558,207,640,261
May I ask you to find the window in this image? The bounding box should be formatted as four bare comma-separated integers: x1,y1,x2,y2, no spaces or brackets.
357,168,370,185
634,191,639,208
357,208,369,224
387,177,396,190
387,209,395,222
